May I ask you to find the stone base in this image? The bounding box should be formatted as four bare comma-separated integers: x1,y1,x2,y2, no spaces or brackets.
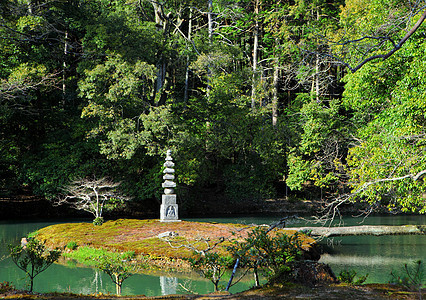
160,203,179,222
162,194,177,205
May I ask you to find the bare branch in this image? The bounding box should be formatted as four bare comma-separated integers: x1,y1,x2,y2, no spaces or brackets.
353,169,426,195
56,177,128,220
160,236,225,256
311,168,426,226
0,71,62,102
347,9,426,72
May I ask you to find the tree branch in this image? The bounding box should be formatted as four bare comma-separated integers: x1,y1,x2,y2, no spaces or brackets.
349,9,426,72
56,177,128,219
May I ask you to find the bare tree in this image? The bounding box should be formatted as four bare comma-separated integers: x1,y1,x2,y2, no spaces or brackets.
57,177,128,225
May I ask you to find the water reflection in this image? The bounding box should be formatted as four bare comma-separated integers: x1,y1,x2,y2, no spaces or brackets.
160,276,178,295
319,233,426,284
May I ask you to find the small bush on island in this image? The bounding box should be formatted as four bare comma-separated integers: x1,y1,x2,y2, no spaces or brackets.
228,227,304,286
188,252,233,291
8,239,61,292
66,241,78,250
93,217,104,226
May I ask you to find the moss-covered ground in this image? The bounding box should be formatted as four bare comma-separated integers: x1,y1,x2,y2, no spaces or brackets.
35,219,315,270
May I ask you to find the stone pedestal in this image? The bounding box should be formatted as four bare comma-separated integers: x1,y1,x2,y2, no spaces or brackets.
160,195,179,221
160,150,180,222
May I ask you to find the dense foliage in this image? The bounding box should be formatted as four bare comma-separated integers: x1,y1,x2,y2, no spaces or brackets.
1,0,425,214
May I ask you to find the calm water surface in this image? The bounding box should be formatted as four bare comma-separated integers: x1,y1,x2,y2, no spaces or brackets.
0,215,425,295
188,215,426,284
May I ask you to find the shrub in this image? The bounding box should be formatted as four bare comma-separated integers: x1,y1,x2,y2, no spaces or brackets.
66,241,78,250
8,239,61,292
93,217,104,226
0,281,14,293
390,260,424,292
228,227,303,286
188,252,233,291
338,269,368,285
96,254,138,295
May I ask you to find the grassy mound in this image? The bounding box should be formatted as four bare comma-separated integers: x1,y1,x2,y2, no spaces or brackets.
36,219,315,265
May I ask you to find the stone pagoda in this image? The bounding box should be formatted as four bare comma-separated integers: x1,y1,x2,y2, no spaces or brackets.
160,150,180,222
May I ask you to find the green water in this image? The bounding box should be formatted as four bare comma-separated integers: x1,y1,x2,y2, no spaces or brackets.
0,219,253,296
0,215,425,295
187,214,426,284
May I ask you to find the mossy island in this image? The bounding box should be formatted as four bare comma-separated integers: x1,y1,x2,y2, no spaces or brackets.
35,219,317,271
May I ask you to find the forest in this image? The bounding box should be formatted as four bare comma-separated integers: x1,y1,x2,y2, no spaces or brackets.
1,0,426,217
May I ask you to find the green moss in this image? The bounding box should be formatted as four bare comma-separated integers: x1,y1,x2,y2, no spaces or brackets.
27,231,39,238
63,246,136,266
36,219,315,270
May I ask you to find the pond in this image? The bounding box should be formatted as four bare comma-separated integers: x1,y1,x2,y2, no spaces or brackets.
188,214,426,285
0,219,256,296
0,214,425,296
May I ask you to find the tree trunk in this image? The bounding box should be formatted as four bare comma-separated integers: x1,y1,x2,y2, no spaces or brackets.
251,0,259,110
115,274,122,295
62,31,69,106
290,225,426,238
30,265,35,292
184,7,193,102
311,6,320,102
151,1,168,105
27,0,33,14
206,0,213,96
272,56,279,126
254,268,260,287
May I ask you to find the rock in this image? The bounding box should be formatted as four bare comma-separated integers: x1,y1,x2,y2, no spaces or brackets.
162,181,176,188
293,261,338,286
163,174,175,180
158,231,179,238
21,237,28,248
